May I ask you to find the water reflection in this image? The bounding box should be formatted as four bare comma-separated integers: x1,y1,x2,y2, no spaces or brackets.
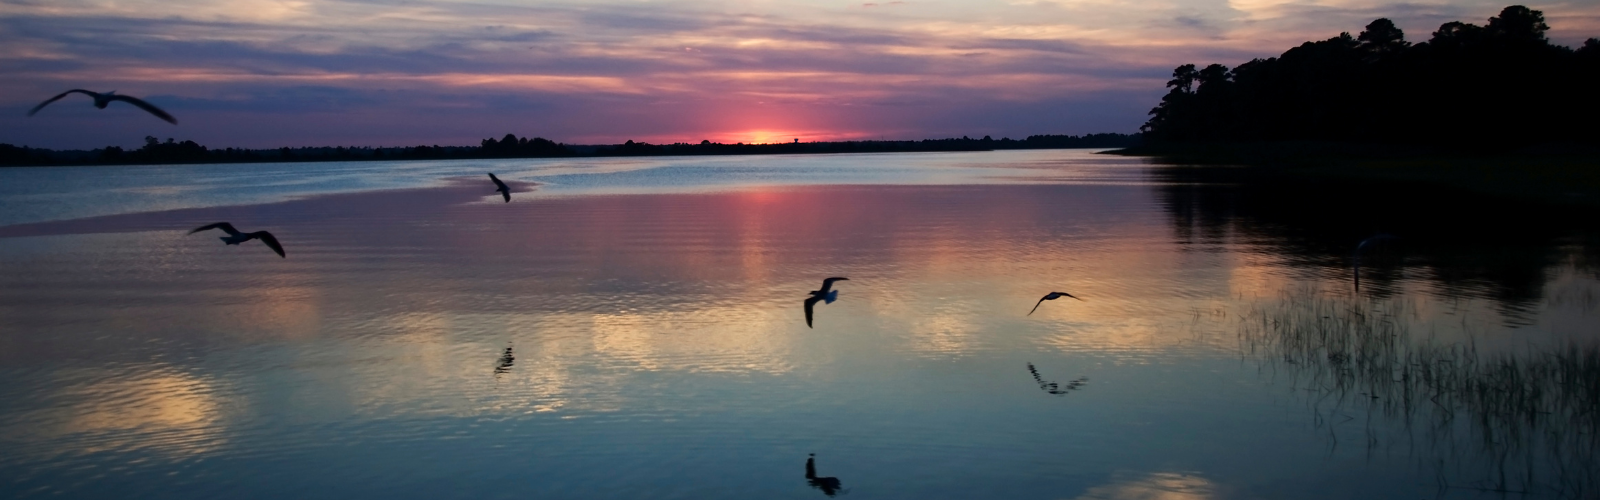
1071,472,1213,500
493,345,515,376
1026,363,1088,395
1153,165,1600,322
0,153,1595,499
1351,234,1397,293
2,366,229,460
1236,288,1600,497
804,453,845,497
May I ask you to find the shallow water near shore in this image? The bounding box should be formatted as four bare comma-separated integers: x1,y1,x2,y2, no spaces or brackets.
1,150,1596,499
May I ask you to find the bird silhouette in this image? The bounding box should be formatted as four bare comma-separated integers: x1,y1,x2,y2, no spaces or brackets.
28,90,177,124
804,277,849,328
187,222,285,258
805,454,844,497
1352,234,1397,292
1027,291,1083,316
488,173,511,203
1027,363,1088,395
494,345,515,375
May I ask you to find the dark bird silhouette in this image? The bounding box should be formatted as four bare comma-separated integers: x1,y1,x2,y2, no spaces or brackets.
1353,234,1397,292
1027,291,1083,316
805,454,844,497
187,222,285,258
488,173,511,203
494,345,515,375
28,90,177,124
804,277,849,328
1027,363,1088,395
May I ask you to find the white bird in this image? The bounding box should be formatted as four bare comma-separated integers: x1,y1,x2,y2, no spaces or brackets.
1028,291,1083,316
804,277,849,328
488,173,511,203
188,222,286,258
28,89,177,124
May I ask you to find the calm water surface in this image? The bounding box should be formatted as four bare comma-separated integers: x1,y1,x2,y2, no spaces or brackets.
1,150,1596,499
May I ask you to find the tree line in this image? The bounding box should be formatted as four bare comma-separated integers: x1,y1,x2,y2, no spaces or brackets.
0,133,1140,167
1141,5,1600,148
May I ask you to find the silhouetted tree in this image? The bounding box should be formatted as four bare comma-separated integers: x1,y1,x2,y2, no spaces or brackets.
1141,5,1597,148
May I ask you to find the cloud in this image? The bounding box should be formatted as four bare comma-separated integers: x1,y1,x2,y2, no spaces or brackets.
2,0,1597,148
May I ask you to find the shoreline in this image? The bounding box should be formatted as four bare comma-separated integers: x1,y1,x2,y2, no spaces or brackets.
0,134,1139,168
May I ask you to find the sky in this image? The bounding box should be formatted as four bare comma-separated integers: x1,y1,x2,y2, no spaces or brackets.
2,0,1597,149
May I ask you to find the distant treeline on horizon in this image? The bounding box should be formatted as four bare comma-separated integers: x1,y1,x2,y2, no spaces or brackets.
1141,5,1599,149
0,133,1140,167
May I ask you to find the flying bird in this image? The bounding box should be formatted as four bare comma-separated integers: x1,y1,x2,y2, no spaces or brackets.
488,173,511,203
188,222,285,258
28,90,177,124
1027,291,1083,316
804,277,849,328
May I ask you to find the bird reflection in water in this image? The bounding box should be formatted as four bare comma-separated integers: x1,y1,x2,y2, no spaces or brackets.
805,453,846,496
1027,363,1087,395
493,345,515,376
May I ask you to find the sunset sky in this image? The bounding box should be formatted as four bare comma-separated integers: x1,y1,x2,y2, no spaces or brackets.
3,0,1597,149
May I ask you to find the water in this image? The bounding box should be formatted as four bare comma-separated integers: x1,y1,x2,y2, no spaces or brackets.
0,150,1595,499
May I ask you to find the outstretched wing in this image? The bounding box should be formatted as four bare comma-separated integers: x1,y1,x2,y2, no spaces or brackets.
1027,296,1048,316
106,94,177,124
27,90,95,117
817,277,849,294
188,222,240,236
488,174,511,202
1056,292,1084,301
804,295,822,328
253,231,286,258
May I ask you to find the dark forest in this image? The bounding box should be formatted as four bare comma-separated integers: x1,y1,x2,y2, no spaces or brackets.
1140,5,1599,149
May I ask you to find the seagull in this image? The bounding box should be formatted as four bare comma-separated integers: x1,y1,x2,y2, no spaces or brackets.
488,173,511,203
1353,234,1397,292
28,90,177,124
1027,291,1083,316
804,277,849,328
187,222,285,258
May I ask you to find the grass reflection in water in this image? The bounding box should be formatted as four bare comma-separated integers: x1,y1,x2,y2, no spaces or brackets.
1237,288,1600,498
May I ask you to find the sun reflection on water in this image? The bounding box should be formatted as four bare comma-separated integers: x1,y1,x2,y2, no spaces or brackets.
5,366,230,460
1072,472,1214,500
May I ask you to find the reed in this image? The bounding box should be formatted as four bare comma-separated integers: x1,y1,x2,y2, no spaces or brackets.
1237,287,1600,498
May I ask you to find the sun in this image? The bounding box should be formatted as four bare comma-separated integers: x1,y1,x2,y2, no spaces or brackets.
740,129,796,144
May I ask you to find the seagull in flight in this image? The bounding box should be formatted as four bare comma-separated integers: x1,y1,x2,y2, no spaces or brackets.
1028,291,1083,316
488,173,511,203
804,277,849,328
188,222,286,258
28,90,177,124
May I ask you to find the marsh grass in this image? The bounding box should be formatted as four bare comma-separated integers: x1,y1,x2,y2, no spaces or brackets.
1238,287,1600,498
